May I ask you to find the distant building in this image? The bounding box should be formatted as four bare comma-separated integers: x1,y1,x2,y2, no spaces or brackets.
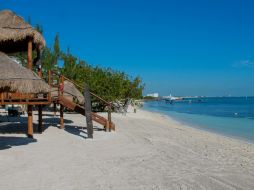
146,93,159,98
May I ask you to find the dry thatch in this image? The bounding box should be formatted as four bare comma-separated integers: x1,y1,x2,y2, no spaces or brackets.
50,81,85,104
0,10,45,53
0,52,50,93
64,80,85,104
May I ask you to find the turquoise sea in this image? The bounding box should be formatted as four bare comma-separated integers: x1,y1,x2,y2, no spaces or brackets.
143,97,254,143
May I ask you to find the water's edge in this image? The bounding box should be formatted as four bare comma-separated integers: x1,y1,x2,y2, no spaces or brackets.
141,103,254,144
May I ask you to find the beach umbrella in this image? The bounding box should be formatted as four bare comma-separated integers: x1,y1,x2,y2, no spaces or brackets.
0,10,45,53
0,51,50,93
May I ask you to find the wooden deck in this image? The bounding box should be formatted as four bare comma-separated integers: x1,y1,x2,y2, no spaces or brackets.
0,70,115,138
0,92,51,105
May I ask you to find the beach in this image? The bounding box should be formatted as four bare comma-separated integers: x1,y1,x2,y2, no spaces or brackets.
1,109,254,190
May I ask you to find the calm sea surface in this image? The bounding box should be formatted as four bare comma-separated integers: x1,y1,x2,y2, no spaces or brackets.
143,97,254,143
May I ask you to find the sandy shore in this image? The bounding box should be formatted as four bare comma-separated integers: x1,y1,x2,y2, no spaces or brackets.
1,109,254,190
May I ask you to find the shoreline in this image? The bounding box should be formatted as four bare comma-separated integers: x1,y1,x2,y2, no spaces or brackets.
1,109,254,189
141,105,254,145
139,108,254,145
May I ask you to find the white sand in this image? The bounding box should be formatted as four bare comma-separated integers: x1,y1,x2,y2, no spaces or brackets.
1,109,254,190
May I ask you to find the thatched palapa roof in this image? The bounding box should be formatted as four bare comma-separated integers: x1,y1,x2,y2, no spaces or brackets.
0,52,50,93
64,80,85,104
51,81,85,104
0,10,45,53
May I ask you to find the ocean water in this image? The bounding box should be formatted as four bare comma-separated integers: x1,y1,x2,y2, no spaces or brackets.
143,97,254,143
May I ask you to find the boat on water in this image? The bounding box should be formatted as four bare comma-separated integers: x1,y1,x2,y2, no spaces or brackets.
163,94,183,103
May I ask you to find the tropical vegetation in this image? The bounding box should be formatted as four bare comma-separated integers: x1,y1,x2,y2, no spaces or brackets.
12,24,145,111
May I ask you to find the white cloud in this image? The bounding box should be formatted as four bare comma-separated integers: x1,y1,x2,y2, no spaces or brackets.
233,59,254,68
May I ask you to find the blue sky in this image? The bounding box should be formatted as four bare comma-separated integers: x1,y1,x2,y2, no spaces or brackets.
1,0,254,96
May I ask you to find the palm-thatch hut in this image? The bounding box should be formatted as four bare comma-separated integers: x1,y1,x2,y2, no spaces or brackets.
0,10,47,138
0,51,49,93
0,10,45,53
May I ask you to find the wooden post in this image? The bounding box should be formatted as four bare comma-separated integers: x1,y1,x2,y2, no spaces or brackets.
48,70,51,102
105,121,110,132
27,38,33,138
36,48,43,133
59,75,64,129
38,105,42,133
84,84,93,138
108,103,112,132
27,38,33,70
1,93,3,105
60,104,64,129
27,105,33,138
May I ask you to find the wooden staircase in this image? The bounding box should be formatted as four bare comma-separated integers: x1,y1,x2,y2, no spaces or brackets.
58,96,115,131
47,70,115,132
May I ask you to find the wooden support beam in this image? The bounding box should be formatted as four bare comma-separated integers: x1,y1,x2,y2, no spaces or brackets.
1,93,3,105
27,38,33,70
108,104,112,132
27,105,33,138
0,101,50,105
38,105,43,133
27,38,33,138
84,84,93,138
105,121,110,132
48,70,51,102
60,104,64,129
35,48,43,134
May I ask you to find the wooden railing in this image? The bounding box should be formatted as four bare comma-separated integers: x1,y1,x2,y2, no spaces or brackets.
46,70,113,125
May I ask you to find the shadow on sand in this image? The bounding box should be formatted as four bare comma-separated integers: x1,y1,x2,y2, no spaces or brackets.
0,116,74,134
64,125,104,139
0,113,105,145
0,136,37,150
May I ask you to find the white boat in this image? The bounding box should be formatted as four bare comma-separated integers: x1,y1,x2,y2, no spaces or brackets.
163,94,183,101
